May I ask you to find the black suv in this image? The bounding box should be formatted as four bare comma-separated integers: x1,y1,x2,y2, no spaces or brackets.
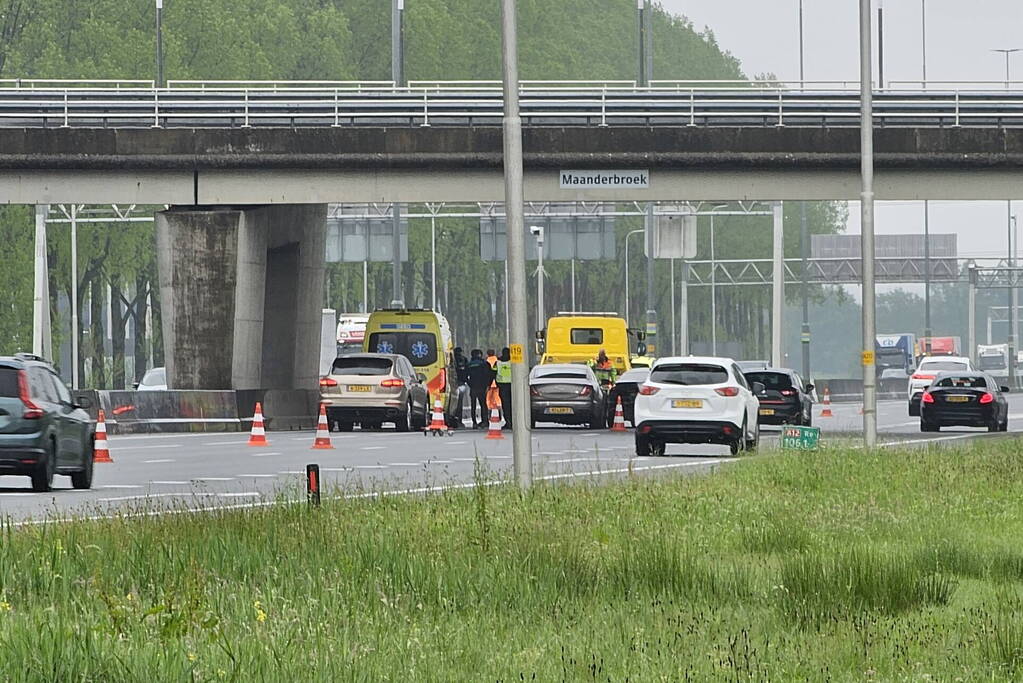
0,354,94,491
744,367,815,426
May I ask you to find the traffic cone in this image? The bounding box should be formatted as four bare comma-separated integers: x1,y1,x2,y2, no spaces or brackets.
248,402,269,446
611,396,627,432
426,397,447,434
312,404,334,449
819,387,833,418
485,407,504,440
93,410,113,463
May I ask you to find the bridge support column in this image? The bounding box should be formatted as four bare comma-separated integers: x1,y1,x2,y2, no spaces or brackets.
156,205,327,390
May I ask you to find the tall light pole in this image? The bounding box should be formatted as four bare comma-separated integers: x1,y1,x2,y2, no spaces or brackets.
155,0,164,87
920,0,927,87
624,228,644,328
531,225,545,333
992,48,1022,89
637,0,657,355
798,0,810,381
707,204,728,355
993,48,1021,384
390,0,405,306
922,0,931,346
500,0,531,489
877,0,884,89
860,0,877,447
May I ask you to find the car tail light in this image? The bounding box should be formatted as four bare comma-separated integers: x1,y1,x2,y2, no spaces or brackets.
381,378,405,388
980,392,995,404
922,392,934,404
638,384,659,396
319,377,338,388
912,373,935,381
18,371,43,419
780,389,796,396
715,387,740,397
722,425,734,435
578,386,592,397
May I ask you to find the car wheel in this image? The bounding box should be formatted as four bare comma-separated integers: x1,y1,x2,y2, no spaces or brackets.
745,422,759,452
920,419,936,432
729,440,741,456
649,440,666,457
988,420,1000,433
1001,419,1010,432
530,417,536,429
803,411,812,428
395,404,412,432
908,401,919,417
410,406,426,431
31,439,56,492
338,421,354,432
70,438,94,490
634,433,650,457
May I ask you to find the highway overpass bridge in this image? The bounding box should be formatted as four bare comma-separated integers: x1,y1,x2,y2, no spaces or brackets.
10,80,1023,391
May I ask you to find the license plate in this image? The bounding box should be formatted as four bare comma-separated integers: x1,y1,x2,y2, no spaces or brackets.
946,395,970,403
672,399,702,409
545,406,574,414
347,385,372,392
759,408,775,415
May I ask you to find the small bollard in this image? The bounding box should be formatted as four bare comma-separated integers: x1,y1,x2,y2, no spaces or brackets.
306,463,320,507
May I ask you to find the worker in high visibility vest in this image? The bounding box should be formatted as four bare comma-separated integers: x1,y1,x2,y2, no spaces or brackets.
486,348,500,410
495,347,513,429
588,349,618,389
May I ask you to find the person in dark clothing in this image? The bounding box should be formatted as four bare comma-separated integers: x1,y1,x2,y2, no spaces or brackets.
466,349,495,428
453,347,470,420
495,347,513,429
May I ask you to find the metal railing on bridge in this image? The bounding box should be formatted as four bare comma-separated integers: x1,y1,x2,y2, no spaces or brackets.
2,79,1023,128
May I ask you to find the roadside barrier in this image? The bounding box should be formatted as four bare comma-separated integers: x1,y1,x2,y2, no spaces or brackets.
819,388,834,418
611,397,627,432
248,402,269,446
485,408,504,440
312,404,334,449
93,410,113,463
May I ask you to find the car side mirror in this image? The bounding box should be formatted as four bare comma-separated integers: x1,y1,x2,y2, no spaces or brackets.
74,396,92,410
751,382,765,394
1001,386,1011,393
132,382,140,390
417,373,427,383
636,342,647,356
534,329,545,340
805,383,815,392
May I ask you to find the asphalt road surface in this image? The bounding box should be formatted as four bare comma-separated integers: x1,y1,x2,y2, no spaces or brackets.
3,395,1021,523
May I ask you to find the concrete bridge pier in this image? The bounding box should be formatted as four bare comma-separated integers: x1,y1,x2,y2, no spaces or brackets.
156,205,327,390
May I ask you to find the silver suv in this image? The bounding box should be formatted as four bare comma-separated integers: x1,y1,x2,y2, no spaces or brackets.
320,353,429,431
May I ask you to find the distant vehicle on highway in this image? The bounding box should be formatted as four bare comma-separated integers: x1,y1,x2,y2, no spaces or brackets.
320,353,429,432
977,344,1009,378
634,356,762,457
606,367,649,426
736,360,769,372
908,355,974,416
537,312,643,375
135,367,167,391
336,314,369,354
919,372,1008,432
743,367,814,426
0,353,94,491
876,333,916,378
529,364,607,429
915,336,961,364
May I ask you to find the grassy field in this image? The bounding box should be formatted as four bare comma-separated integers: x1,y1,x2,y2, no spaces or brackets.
3,442,1023,680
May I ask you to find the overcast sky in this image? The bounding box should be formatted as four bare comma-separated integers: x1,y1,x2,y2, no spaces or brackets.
657,0,1023,281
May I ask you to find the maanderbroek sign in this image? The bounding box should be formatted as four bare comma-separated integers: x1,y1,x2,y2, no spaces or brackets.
560,170,649,189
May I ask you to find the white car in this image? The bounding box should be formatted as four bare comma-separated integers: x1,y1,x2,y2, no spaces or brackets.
907,356,974,416
633,356,762,456
135,367,167,391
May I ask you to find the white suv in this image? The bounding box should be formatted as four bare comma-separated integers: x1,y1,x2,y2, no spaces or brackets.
633,356,762,456
907,356,974,416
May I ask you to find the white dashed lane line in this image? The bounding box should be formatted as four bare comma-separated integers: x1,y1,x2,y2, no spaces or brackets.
360,446,387,451
143,459,176,464
237,474,277,478
191,477,235,482
354,465,388,469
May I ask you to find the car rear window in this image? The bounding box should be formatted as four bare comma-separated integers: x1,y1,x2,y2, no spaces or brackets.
745,372,793,390
536,372,587,379
650,363,729,385
935,376,987,389
367,332,438,367
570,328,603,345
921,361,967,372
332,357,393,375
0,367,19,397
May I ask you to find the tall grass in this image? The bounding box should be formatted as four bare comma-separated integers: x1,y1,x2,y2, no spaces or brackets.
0,442,1022,678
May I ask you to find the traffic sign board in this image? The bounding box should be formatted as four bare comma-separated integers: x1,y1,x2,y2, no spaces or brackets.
781,425,820,451
510,344,524,364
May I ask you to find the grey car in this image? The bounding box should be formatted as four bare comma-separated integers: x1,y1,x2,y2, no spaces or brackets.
529,364,607,429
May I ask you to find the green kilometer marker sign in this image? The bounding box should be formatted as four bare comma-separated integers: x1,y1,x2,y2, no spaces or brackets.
781,425,820,451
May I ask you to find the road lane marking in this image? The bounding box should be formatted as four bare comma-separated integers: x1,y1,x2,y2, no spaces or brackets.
428,460,453,464
191,477,235,482
360,446,387,451
450,457,479,462
277,470,305,475
238,474,277,478
249,452,282,457
143,459,176,464
99,485,143,490
118,444,182,450
879,434,982,447
391,462,422,467
320,467,352,472
202,440,251,445
486,455,511,459
446,441,466,445
150,480,189,485
354,465,387,469
535,451,566,456
217,492,261,498
549,458,588,463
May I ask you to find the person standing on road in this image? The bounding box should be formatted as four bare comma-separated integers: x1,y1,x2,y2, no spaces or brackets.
453,347,470,420
467,349,495,428
486,348,500,410
589,348,618,388
495,347,513,429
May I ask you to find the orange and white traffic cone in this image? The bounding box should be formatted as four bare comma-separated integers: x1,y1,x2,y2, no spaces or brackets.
611,396,627,432
312,404,334,449
819,387,833,418
485,407,504,440
426,397,447,435
248,402,269,446
93,410,113,463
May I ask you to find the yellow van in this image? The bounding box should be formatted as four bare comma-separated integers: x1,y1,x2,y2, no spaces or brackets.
538,313,641,374
363,309,458,426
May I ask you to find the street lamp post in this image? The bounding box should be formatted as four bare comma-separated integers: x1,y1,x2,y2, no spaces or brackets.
798,0,811,380
992,48,1022,89
624,229,644,328
155,0,164,87
707,204,728,355
390,0,406,307
859,0,878,448
531,225,545,333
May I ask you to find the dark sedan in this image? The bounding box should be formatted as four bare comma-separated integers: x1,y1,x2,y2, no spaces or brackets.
606,367,649,427
920,372,1008,432
744,368,814,426
529,364,606,429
